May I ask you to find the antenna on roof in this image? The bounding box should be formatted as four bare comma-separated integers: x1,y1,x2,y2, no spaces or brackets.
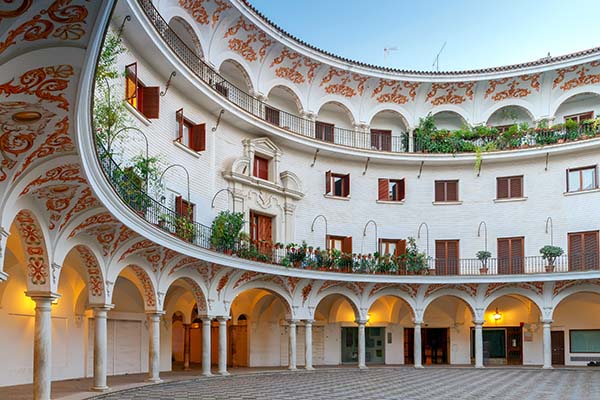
384,46,398,65
432,41,447,71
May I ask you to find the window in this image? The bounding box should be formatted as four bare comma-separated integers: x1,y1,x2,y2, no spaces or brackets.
265,106,280,126
497,237,524,274
371,129,392,151
325,171,350,197
435,240,459,275
567,166,597,192
564,111,594,123
253,155,269,180
568,231,599,271
327,235,352,253
315,121,334,143
434,180,459,202
175,195,195,221
378,178,405,201
125,62,160,119
176,108,206,151
214,81,229,97
496,175,523,199
494,124,513,134
379,239,406,257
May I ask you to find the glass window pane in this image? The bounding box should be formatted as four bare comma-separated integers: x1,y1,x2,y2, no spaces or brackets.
568,170,580,192
582,168,596,190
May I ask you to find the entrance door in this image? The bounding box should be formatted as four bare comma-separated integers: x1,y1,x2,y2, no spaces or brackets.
250,211,273,255
404,328,414,364
403,328,448,365
551,331,565,366
341,327,385,364
230,324,248,367
341,327,358,363
506,327,523,365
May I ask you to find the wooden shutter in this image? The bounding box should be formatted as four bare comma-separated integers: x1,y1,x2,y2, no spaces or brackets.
140,86,160,119
584,232,599,269
497,177,509,199
510,176,523,198
253,156,268,180
434,181,444,202
175,195,184,216
569,231,599,270
325,171,332,194
125,62,138,104
447,181,458,201
396,239,406,257
265,106,280,126
398,179,406,201
325,234,331,250
176,108,184,141
378,178,389,201
511,237,524,274
343,174,350,197
190,123,206,151
342,236,352,254
497,238,510,274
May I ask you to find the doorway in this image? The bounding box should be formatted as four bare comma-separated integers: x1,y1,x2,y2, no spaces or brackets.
250,211,273,255
341,327,385,364
404,327,449,365
551,330,565,366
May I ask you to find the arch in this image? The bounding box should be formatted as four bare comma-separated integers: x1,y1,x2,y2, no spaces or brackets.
227,280,293,315
482,101,536,124
431,108,469,130
366,293,416,323
112,264,158,311
482,287,544,315
168,16,204,58
315,98,357,127
312,290,361,321
550,89,600,120
59,244,107,303
422,291,477,321
365,106,411,131
161,272,209,316
552,284,600,316
265,84,305,116
217,57,255,93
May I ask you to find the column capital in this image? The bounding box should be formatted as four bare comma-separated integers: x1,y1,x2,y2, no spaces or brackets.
355,319,368,326
304,319,316,325
216,316,231,322
89,303,114,312
287,319,300,325
145,310,165,316
200,315,214,323
0,270,8,282
413,320,424,326
473,320,485,326
25,291,61,303
541,319,553,325
301,111,317,121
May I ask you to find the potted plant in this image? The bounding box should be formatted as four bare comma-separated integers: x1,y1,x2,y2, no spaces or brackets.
401,237,428,275
476,250,492,274
540,245,564,272
210,211,244,254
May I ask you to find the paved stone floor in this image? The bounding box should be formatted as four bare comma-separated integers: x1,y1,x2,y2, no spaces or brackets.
92,367,600,400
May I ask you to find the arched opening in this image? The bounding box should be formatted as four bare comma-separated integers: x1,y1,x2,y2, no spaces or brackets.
219,59,253,93
486,105,534,131
168,16,203,58
432,110,467,131
420,295,475,365
554,92,600,123
265,85,303,128
315,101,355,144
314,293,359,365
366,295,414,365
171,311,186,365
369,110,409,152
552,291,600,366
484,294,542,366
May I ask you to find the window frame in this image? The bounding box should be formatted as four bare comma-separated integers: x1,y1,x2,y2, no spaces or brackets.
496,175,524,199
315,121,335,143
564,111,594,123
434,180,459,202
326,171,350,198
253,154,270,181
566,165,598,193
370,128,392,151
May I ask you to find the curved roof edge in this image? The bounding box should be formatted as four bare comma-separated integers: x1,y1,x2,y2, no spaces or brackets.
238,0,600,77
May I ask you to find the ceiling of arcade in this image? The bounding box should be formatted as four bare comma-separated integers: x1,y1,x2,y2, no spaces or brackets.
1,0,600,319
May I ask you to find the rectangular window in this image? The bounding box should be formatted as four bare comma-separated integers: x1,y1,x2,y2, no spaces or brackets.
125,62,160,119
265,106,280,126
378,178,405,201
434,180,459,202
497,237,524,274
379,239,406,257
175,108,206,151
370,129,392,151
325,171,350,197
564,111,594,123
497,175,523,199
567,166,597,192
568,230,599,271
570,330,600,353
315,121,334,143
327,235,352,254
435,240,459,275
175,195,195,221
253,155,269,180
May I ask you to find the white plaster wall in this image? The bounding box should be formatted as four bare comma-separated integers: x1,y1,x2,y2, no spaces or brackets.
554,94,600,122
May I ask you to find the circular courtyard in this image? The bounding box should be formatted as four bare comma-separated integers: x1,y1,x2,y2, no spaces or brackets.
95,367,600,400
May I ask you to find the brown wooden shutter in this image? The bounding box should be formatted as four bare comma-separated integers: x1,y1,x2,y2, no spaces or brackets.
447,181,458,201
125,62,138,103
497,238,510,274
325,234,332,250
512,237,524,274
342,236,352,254
378,178,389,201
325,171,332,194
175,195,184,216
396,239,406,257
398,179,406,201
176,108,184,141
510,176,523,198
497,177,509,199
569,232,583,271
190,123,206,151
141,86,160,119
435,181,444,202
265,106,280,126
343,174,350,197
584,231,599,269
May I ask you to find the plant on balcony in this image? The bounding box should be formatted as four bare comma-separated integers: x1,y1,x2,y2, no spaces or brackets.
113,154,162,215
159,212,195,242
476,250,492,274
210,211,244,254
401,237,428,274
540,245,564,272
282,242,307,268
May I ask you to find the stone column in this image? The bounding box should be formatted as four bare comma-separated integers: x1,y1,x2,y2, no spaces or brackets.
217,317,230,375
201,317,212,376
408,129,415,152
304,320,314,370
27,291,60,400
357,319,367,369
474,320,484,368
288,320,298,370
542,320,553,369
146,312,163,382
91,305,113,391
183,323,191,371
414,322,423,368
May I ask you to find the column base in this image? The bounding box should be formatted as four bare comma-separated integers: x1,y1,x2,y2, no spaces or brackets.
542,365,553,369
183,367,192,371
288,366,297,371
414,365,424,369
475,365,485,369
146,377,163,383
219,371,230,376
91,385,110,392
358,365,368,370
305,366,315,371
202,371,212,377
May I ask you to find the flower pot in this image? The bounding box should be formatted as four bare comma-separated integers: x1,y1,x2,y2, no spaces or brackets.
545,264,555,273
292,261,302,268
224,249,233,256
479,267,488,274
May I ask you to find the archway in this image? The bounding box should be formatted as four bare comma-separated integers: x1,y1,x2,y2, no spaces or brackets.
486,105,534,130
368,109,409,152
432,110,467,131
265,85,303,128
168,16,203,58
219,58,253,93
553,92,600,123
315,101,355,144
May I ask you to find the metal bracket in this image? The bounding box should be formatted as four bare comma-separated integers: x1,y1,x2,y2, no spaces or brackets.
160,71,176,97
417,161,424,179
117,15,131,38
310,149,319,167
477,159,483,177
362,157,370,175
211,109,225,132
545,152,549,171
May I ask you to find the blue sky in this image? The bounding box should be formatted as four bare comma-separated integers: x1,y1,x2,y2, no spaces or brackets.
248,0,600,71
